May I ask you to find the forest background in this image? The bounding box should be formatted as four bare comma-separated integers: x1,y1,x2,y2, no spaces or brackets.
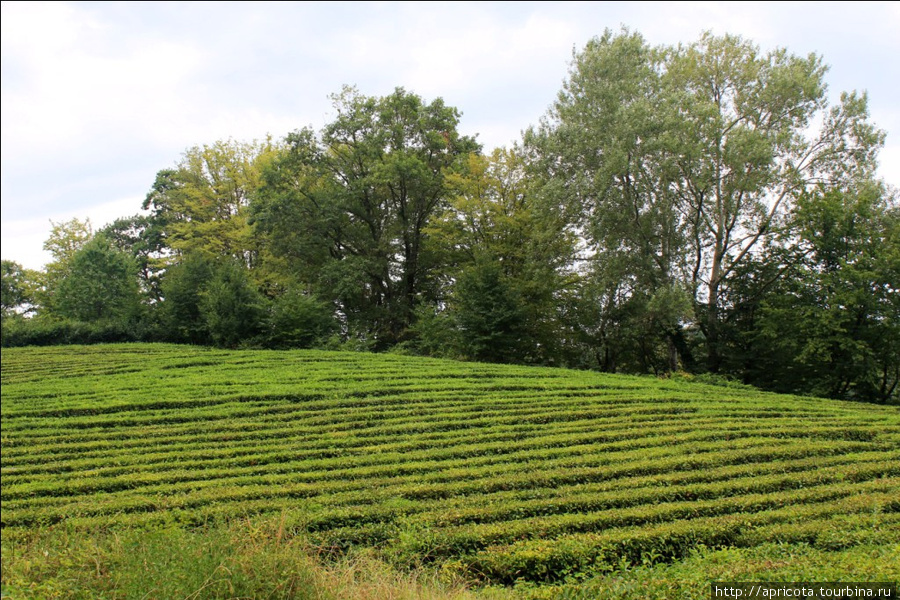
1,20,897,405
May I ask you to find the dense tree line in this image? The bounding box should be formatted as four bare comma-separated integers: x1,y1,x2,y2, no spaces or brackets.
2,30,897,404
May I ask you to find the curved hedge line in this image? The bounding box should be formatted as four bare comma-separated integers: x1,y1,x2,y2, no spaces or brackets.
2,344,897,585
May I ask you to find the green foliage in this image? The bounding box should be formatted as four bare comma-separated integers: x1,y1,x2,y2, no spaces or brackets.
158,254,268,348
143,138,283,266
0,522,494,600
201,259,266,348
424,149,574,365
1,524,321,600
53,236,143,323
252,86,480,348
454,259,530,363
13,43,895,403
98,214,168,302
42,218,94,266
39,218,94,313
530,28,885,374
749,182,900,403
0,316,141,347
1,260,36,319
514,544,900,599
525,29,695,373
407,303,462,359
267,288,338,349
157,252,215,344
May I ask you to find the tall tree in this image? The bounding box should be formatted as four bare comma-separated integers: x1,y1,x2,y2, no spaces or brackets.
39,218,94,314
665,32,884,371
452,259,530,363
532,29,885,373
201,259,266,348
156,253,215,345
252,86,480,347
143,138,283,268
99,214,168,302
525,30,692,372
425,148,575,363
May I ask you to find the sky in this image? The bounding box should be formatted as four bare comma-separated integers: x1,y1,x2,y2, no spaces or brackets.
3,1,899,270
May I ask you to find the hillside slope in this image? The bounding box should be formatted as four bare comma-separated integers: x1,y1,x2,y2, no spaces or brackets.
2,344,898,592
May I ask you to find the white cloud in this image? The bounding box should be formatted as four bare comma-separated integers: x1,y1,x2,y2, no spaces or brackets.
879,144,900,191
1,195,145,271
1,3,207,161
635,1,774,45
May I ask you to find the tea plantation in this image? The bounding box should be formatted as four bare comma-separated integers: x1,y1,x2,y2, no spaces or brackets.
1,344,897,598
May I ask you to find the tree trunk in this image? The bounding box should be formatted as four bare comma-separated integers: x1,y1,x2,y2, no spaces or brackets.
706,279,721,373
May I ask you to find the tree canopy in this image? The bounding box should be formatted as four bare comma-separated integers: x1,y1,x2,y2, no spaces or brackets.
528,28,887,374
252,86,480,347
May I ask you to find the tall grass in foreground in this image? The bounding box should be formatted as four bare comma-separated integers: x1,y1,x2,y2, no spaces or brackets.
0,521,493,600
2,521,897,600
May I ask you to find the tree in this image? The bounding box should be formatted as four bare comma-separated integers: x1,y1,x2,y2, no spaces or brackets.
143,138,283,268
252,86,480,348
453,259,529,363
98,214,168,302
525,30,695,371
665,33,884,372
425,148,575,363
267,289,337,349
751,181,899,403
53,236,142,323
39,218,94,313
1,260,36,320
43,218,94,266
201,259,266,348
157,253,215,344
532,29,885,373
156,253,268,348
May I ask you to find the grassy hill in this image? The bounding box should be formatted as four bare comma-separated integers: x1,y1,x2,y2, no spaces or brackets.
2,344,898,599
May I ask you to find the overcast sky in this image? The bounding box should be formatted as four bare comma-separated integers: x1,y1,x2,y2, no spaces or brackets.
3,1,899,270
